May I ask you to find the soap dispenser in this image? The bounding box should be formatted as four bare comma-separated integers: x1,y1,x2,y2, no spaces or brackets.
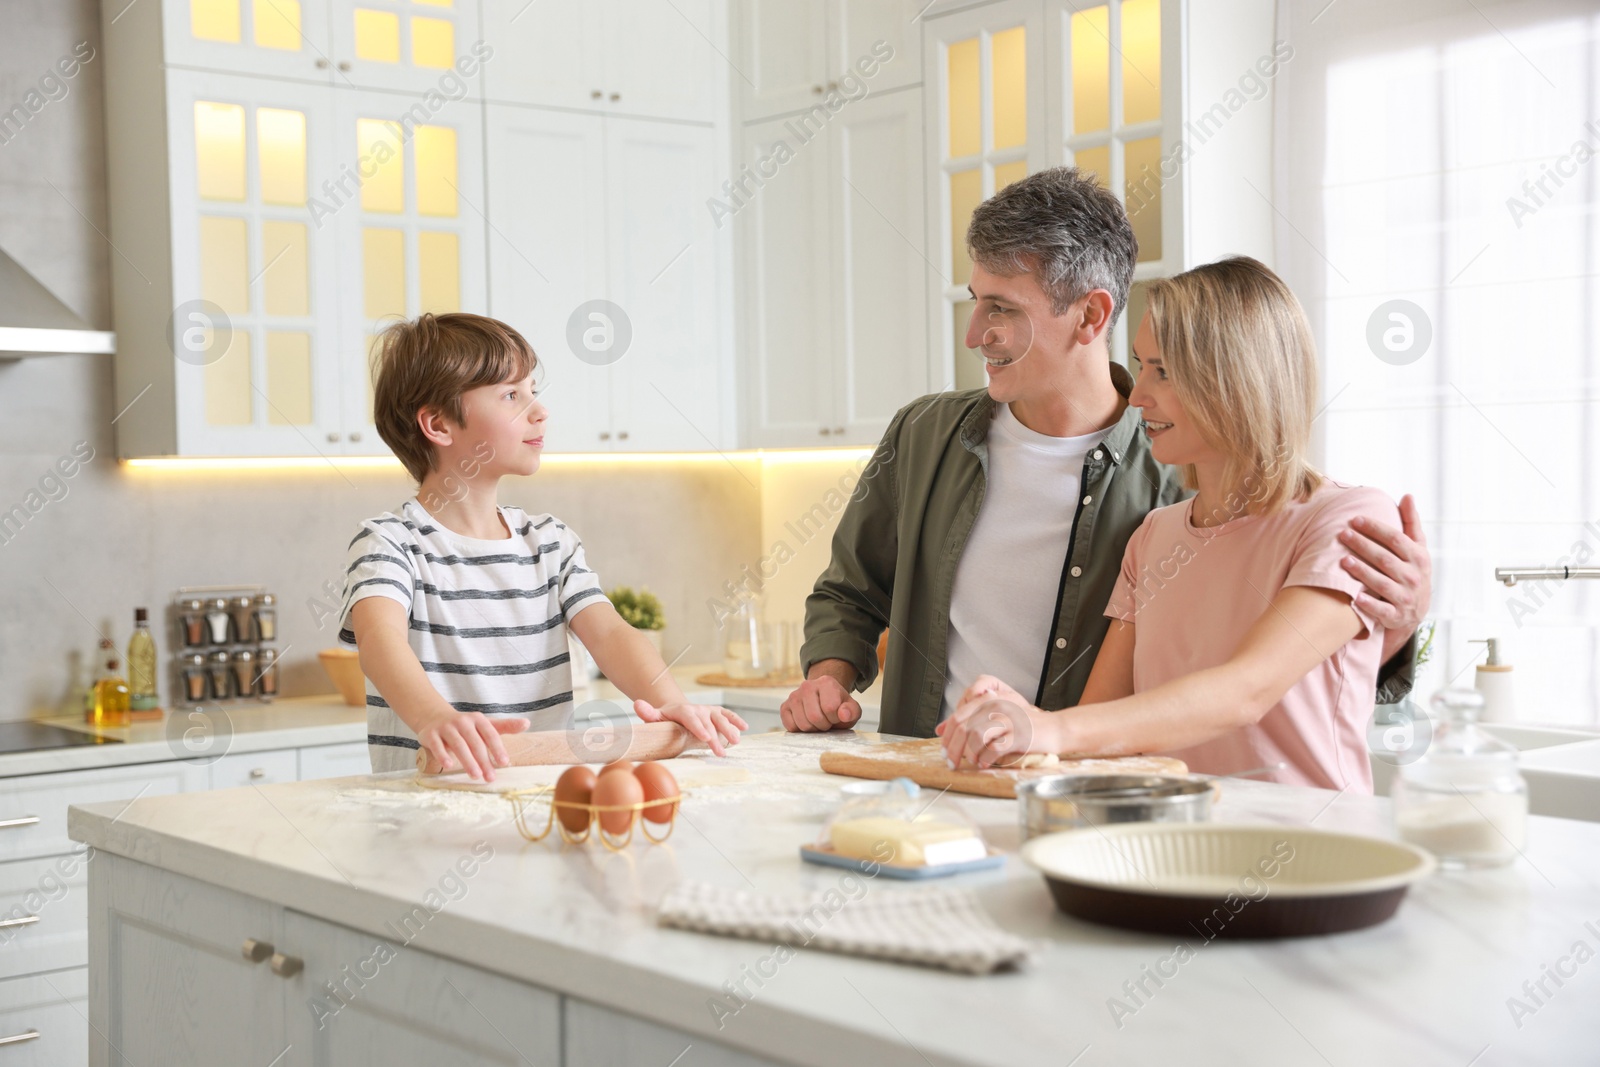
1393,688,1527,868
1468,638,1516,723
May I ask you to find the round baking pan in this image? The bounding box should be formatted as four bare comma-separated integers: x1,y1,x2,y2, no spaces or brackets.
1021,823,1436,938
1017,774,1214,840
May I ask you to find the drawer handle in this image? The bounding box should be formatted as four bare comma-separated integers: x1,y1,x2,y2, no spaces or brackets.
249,768,266,779
0,816,40,831
242,938,274,963
0,1030,39,1047
0,915,39,931
270,952,304,978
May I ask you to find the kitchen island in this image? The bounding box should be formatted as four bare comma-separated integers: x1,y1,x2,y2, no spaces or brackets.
70,730,1597,1066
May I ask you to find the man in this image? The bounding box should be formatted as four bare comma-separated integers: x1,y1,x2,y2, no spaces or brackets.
782,167,1430,737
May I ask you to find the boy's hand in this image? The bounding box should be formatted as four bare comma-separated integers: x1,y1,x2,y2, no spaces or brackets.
635,699,747,757
415,708,529,782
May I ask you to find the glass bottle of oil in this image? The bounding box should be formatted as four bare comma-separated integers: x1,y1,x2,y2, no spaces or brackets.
89,638,131,728
127,607,159,714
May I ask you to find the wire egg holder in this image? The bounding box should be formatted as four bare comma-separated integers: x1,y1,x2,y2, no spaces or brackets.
504,786,686,850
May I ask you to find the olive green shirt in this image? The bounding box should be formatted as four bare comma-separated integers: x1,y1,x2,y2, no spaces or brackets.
800,366,1415,738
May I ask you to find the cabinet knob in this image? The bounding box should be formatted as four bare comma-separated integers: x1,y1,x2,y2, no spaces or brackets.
833,426,845,435
326,432,341,443
338,60,352,72
315,58,329,70
599,431,611,441
592,89,603,99
617,431,629,441
270,952,304,977
241,938,274,963
249,768,266,779
819,427,831,435
828,81,839,91
812,84,824,95
609,91,621,102
348,431,362,442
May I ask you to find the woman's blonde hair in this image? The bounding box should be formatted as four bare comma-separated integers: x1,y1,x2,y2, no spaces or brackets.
1143,256,1322,514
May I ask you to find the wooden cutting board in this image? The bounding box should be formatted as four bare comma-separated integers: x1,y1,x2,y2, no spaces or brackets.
818,737,1189,799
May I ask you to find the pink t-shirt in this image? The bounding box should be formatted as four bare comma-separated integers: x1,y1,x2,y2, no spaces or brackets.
1103,481,1401,792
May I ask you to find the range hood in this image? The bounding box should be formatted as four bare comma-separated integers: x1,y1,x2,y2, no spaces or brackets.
0,245,115,358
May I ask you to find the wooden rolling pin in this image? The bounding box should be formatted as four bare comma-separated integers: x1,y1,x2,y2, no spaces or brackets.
415,721,703,775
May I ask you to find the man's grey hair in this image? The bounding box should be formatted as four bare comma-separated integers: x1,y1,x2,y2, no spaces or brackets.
965,166,1138,329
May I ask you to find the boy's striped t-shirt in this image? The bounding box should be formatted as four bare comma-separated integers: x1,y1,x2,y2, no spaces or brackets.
337,498,608,772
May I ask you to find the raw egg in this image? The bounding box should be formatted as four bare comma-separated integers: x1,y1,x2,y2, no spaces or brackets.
554,765,596,833
598,759,636,779
633,762,679,824
592,766,644,834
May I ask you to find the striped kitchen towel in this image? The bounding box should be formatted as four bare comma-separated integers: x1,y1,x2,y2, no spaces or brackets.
657,881,1035,974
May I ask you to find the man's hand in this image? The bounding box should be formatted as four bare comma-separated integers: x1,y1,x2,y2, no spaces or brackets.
1339,493,1432,658
636,700,747,757
781,670,862,732
414,707,529,783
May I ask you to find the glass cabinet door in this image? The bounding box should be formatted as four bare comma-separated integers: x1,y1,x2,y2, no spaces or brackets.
166,71,345,456
332,87,487,454
325,0,483,96
163,0,336,83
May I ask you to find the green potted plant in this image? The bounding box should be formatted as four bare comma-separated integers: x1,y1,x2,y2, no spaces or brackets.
607,586,666,656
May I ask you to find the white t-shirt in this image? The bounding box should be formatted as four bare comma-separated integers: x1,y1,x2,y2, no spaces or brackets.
338,498,608,771
941,404,1114,720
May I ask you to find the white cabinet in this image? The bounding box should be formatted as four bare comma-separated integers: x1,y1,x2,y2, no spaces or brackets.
738,87,927,447
326,0,484,95
104,0,489,459
162,0,337,83
88,855,564,1066
209,747,300,789
298,740,371,779
485,106,731,453
737,0,923,122
481,0,723,123
0,970,87,1067
282,909,561,1064
0,761,204,864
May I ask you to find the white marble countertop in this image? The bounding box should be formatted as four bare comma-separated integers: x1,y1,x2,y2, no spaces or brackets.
69,730,1599,1066
2,695,367,777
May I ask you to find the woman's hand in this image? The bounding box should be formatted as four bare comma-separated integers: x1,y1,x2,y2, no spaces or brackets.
636,699,747,757
414,707,529,782
936,675,1058,769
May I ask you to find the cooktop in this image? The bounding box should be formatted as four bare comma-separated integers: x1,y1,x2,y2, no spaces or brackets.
0,721,124,755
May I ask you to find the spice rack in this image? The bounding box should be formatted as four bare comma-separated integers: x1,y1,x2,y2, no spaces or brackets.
168,585,280,707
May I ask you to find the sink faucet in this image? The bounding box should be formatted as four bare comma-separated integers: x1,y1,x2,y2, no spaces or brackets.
1495,565,1600,587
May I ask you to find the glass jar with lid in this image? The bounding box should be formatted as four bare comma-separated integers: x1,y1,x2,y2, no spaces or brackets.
1393,688,1527,868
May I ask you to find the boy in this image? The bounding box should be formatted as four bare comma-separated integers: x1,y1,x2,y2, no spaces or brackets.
339,312,746,780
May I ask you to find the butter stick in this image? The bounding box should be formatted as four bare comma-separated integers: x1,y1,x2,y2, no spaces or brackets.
829,817,987,866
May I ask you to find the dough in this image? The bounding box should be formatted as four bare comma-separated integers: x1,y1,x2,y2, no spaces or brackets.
995,752,1060,770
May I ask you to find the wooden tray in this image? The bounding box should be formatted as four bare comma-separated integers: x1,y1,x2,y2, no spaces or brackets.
818,737,1189,799
694,671,804,688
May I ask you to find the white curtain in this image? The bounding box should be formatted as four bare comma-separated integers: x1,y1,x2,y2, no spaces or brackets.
1273,0,1600,723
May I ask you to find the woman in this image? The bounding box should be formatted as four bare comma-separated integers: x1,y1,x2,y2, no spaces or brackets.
937,256,1399,792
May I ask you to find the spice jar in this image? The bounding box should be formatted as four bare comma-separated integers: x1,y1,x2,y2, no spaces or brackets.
254,593,278,643
207,649,233,699
180,598,206,646
231,595,257,644
205,599,232,645
231,648,257,698
256,647,279,697
1394,688,1528,869
182,652,207,703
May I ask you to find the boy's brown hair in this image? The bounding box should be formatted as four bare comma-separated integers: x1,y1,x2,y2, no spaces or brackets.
371,312,539,482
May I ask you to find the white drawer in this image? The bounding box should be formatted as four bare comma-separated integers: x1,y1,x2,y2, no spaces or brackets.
0,762,202,864
0,967,86,1067
207,749,299,791
297,741,370,780
0,852,91,980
